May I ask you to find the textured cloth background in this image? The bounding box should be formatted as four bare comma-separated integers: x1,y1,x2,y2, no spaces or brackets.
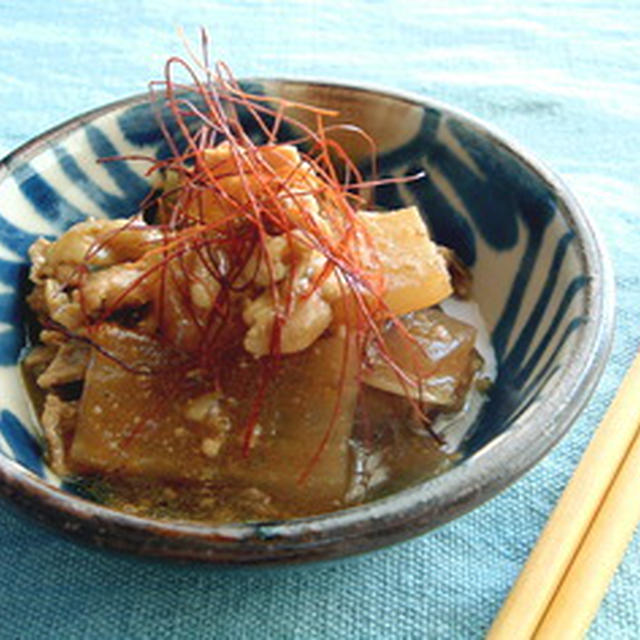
0,1,639,638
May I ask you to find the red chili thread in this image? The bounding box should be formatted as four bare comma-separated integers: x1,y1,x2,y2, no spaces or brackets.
56,31,441,478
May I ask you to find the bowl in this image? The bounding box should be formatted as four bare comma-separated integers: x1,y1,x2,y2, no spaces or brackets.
0,80,614,564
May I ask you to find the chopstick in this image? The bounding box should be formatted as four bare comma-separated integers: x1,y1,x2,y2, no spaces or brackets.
487,349,640,640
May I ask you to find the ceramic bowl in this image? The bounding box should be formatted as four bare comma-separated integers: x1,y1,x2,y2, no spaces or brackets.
0,80,614,563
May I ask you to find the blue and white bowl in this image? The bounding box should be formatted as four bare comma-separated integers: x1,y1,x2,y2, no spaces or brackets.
0,81,614,563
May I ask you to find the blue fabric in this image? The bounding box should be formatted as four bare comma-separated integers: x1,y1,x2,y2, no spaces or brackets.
0,1,638,637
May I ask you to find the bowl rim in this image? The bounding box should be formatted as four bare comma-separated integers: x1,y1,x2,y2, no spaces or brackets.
0,78,616,564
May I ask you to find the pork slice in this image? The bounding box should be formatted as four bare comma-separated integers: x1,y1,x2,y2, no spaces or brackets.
41,394,78,476
37,341,90,389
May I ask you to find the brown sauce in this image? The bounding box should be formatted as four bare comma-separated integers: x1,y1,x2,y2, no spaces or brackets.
22,308,482,524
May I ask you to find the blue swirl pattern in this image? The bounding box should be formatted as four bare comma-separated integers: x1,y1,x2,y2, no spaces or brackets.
0,83,589,481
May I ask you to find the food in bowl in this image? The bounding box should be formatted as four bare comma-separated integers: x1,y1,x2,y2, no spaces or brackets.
20,50,491,523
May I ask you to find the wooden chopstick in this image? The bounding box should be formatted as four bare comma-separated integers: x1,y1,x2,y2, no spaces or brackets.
487,349,640,640
535,417,640,637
